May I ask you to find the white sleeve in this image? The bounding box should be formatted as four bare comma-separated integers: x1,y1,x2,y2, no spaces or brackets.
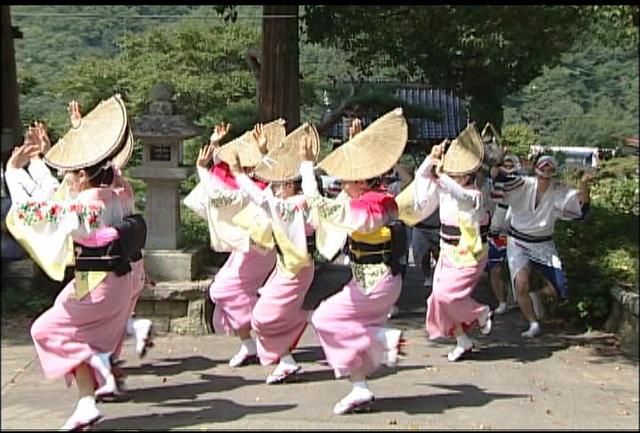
300,161,319,197
27,158,60,200
415,155,437,180
4,167,38,203
438,174,482,210
236,173,268,208
554,185,583,220
197,166,218,198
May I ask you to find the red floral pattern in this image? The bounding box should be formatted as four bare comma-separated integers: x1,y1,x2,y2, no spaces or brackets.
16,201,104,229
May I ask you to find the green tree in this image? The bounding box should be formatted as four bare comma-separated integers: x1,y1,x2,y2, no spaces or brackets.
52,19,260,143
502,123,540,158
503,16,638,149
302,6,588,128
13,5,197,131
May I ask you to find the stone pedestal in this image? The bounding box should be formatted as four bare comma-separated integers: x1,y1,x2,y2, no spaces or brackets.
129,166,193,250
143,246,207,282
130,82,209,335
136,279,212,336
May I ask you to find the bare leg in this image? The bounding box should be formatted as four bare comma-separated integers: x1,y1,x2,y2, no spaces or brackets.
490,264,506,303
237,328,252,341
75,364,95,398
515,267,536,322
540,280,558,301
61,364,101,430
515,267,542,338
350,370,366,383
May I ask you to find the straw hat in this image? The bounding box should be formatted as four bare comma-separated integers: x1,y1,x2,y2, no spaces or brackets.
111,127,134,169
442,122,484,175
216,119,286,168
44,95,129,171
481,122,502,146
317,108,407,181
253,122,320,183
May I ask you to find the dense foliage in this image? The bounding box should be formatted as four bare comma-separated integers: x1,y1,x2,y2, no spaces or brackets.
13,5,198,134
554,156,639,330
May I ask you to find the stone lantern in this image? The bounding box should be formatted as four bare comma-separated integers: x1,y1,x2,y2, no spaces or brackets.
130,83,204,281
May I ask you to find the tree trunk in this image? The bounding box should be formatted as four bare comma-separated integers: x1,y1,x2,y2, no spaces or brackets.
1,5,21,153
260,5,299,132
468,94,504,131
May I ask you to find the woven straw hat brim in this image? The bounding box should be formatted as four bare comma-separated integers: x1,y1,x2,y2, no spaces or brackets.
44,95,128,171
217,119,286,167
481,122,502,146
253,123,320,183
442,122,484,175
111,127,134,170
317,108,407,181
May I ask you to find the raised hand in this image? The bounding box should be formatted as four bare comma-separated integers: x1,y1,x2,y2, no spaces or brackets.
32,121,51,155
7,137,40,170
251,123,268,155
430,142,445,160
298,135,315,162
227,150,243,176
580,170,597,185
348,118,363,140
434,160,444,177
210,123,230,146
196,144,215,169
68,100,82,128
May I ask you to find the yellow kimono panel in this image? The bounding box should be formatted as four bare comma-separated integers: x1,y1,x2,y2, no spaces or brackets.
71,270,108,300
443,212,487,267
232,202,275,251
395,180,423,226
5,205,74,282
272,225,310,278
350,225,391,245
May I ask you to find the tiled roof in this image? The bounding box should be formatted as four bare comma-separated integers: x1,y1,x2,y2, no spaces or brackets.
325,84,468,141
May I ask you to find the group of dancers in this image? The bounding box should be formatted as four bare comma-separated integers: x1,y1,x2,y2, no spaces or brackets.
3,95,595,430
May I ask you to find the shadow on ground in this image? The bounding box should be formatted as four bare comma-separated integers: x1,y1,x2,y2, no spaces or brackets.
119,373,264,404
121,355,224,377
372,383,528,415
96,398,297,430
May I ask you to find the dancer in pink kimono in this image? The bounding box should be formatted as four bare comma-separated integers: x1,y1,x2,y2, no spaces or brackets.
298,110,407,415
184,122,284,367
229,123,319,384
4,96,141,430
67,100,153,372
407,124,493,362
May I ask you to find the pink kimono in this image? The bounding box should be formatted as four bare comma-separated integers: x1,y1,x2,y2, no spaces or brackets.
184,162,276,335
300,161,402,378
236,174,315,365
9,185,136,387
412,155,490,339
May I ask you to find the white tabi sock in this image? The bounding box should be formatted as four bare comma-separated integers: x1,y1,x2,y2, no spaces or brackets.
125,318,135,336
522,321,542,338
455,333,473,350
241,338,257,355
279,353,297,369
88,352,112,380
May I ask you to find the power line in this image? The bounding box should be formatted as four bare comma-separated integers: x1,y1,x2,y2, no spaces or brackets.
11,13,299,20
